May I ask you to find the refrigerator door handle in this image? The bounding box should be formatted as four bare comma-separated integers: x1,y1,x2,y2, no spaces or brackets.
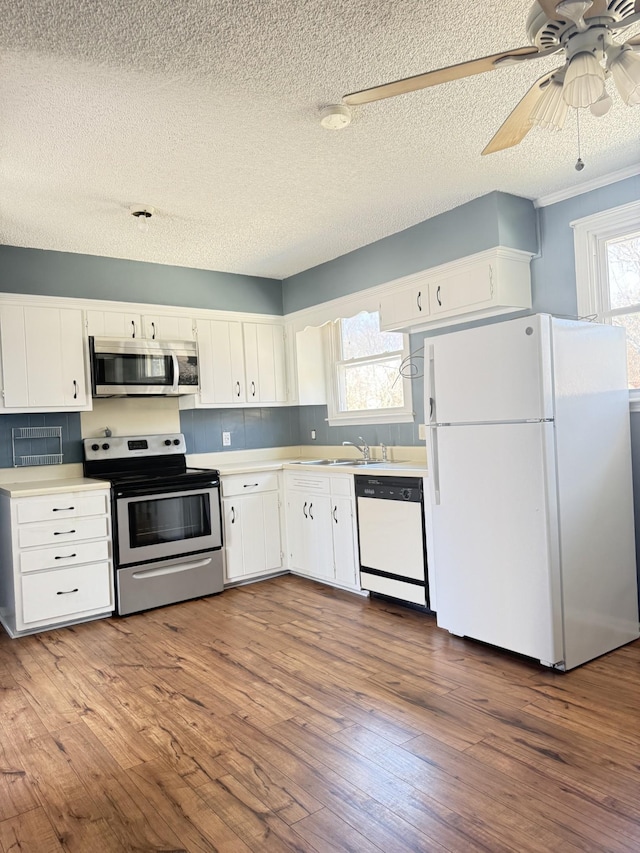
427,426,441,505
424,344,440,504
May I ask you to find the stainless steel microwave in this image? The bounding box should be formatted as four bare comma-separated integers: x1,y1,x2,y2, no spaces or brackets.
90,337,199,397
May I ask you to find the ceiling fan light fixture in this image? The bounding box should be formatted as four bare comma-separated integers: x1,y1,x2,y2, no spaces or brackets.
562,51,605,107
530,76,568,129
609,48,640,105
589,90,613,116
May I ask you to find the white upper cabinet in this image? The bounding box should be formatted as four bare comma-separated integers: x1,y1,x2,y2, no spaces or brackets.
86,309,141,339
379,247,532,332
140,314,195,341
196,319,246,404
0,305,89,411
194,319,287,407
243,323,287,404
379,283,430,329
86,310,194,341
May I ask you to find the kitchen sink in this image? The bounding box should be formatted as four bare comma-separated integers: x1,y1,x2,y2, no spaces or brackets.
291,458,381,466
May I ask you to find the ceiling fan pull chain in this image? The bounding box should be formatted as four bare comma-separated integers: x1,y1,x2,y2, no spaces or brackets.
575,110,585,171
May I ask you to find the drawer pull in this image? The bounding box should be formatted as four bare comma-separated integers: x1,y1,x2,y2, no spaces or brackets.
56,588,79,595
52,506,75,512
54,530,76,536
55,553,77,560
243,483,259,488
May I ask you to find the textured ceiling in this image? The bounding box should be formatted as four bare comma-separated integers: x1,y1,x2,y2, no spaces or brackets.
0,0,639,280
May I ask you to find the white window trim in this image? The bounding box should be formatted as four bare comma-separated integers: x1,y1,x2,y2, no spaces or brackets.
572,199,640,412
324,317,414,427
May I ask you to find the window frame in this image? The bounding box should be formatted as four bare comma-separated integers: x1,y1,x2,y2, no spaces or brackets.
325,312,414,427
572,199,640,411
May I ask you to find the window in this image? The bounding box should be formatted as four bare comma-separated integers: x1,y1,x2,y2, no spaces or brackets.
326,310,413,426
573,199,640,408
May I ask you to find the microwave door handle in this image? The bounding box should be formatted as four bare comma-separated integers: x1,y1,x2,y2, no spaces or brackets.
171,353,180,393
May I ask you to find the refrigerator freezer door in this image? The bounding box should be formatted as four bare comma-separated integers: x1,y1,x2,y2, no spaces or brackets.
431,421,563,665
428,315,553,425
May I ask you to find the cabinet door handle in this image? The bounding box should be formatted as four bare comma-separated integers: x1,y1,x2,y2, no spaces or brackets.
56,588,79,595
54,530,76,536
236,381,241,397
251,381,256,397
436,285,442,307
151,321,156,340
73,379,78,399
55,553,77,560
309,502,313,520
243,483,259,488
303,501,308,518
333,505,338,523
231,506,236,524
131,320,136,338
52,506,75,512
417,291,422,312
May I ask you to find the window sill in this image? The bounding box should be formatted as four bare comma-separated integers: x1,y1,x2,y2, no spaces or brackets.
327,410,415,427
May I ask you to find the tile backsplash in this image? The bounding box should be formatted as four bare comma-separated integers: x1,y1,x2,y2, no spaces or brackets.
0,413,82,469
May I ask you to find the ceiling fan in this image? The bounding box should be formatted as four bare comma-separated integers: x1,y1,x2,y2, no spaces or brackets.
342,0,640,154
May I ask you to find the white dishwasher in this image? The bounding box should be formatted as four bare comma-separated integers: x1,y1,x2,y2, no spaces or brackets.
355,475,430,607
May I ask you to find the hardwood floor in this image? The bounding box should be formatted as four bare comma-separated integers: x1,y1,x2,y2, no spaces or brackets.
0,574,639,852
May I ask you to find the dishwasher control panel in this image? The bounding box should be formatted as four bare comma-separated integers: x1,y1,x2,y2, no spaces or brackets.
355,476,423,502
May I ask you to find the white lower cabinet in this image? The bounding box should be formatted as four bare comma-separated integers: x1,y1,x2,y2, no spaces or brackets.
221,472,284,583
0,486,114,637
284,471,359,590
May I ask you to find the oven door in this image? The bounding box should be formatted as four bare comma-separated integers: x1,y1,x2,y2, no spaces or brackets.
115,484,222,567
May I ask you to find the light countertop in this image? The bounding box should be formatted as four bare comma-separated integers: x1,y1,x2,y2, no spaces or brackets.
215,459,428,478
0,477,109,498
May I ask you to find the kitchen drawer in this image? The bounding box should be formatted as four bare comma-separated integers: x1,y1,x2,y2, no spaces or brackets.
285,472,330,494
16,492,109,525
330,475,353,497
19,540,110,574
18,516,109,549
21,561,112,625
221,471,279,497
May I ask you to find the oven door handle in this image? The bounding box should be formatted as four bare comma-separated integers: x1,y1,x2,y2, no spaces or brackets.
131,557,213,579
116,481,219,498
171,353,180,394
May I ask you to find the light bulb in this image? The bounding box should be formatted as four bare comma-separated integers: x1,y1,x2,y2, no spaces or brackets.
530,76,568,130
130,206,154,233
563,52,605,107
609,48,640,106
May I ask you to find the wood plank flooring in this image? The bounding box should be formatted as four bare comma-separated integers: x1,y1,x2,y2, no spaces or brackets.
1,574,639,852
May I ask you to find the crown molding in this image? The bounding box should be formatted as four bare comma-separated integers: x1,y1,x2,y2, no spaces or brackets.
534,163,640,209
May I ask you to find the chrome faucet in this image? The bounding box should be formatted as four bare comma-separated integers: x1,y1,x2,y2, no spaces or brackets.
342,437,370,460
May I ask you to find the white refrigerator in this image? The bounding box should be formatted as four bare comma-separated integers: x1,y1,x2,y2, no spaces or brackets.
425,314,640,670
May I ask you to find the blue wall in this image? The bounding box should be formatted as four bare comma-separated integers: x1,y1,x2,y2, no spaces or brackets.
282,191,538,314
0,245,283,315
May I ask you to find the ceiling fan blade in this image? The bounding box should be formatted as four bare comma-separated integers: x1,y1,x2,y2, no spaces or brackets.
627,33,640,45
343,47,540,106
481,72,555,156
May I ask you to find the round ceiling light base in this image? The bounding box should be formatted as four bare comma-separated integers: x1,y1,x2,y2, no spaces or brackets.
320,104,352,130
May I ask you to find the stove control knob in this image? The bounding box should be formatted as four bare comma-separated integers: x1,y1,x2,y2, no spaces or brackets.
401,488,411,500
164,439,172,446
91,443,100,452
173,439,180,445
101,443,110,450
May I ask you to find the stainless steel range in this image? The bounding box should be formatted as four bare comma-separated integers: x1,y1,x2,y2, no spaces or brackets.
83,433,223,615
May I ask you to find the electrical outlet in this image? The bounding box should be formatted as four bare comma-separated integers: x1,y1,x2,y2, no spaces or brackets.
222,431,231,446
311,429,316,440
418,423,427,440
